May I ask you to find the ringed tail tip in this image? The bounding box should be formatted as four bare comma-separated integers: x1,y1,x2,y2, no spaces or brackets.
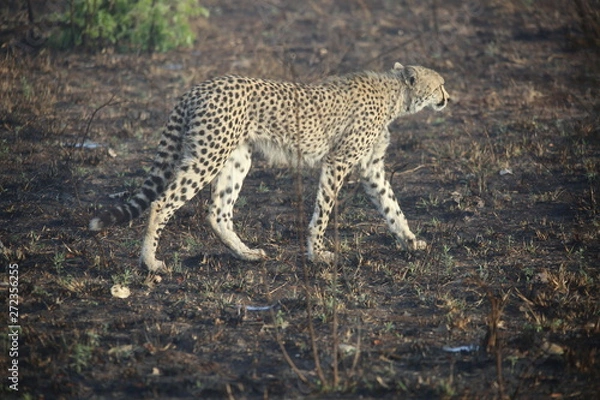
89,217,104,231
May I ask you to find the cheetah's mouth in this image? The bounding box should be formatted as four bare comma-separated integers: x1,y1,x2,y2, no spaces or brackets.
433,87,449,110
435,99,447,109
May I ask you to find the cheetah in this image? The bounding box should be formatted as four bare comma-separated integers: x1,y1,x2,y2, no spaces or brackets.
90,62,449,271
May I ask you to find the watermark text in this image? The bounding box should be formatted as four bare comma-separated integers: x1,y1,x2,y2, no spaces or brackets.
7,263,20,391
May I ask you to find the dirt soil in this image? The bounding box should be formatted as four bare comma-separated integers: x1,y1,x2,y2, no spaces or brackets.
1,0,600,398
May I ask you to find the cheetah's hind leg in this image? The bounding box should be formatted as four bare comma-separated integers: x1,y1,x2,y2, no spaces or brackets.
207,143,267,261
140,201,167,272
139,160,212,272
307,157,354,263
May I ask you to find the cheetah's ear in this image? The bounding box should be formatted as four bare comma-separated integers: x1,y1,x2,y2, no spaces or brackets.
393,62,404,70
400,66,417,87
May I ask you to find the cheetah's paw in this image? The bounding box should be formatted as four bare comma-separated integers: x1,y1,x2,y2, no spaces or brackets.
140,257,167,272
236,248,268,261
309,250,336,264
408,238,427,251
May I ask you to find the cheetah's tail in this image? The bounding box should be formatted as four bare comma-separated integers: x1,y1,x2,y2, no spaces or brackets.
89,91,187,232
88,170,168,231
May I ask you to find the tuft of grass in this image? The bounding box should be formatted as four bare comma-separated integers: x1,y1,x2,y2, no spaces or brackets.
69,330,101,373
111,268,134,287
53,252,66,274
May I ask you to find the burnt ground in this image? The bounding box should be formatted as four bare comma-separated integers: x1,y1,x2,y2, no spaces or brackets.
1,0,600,398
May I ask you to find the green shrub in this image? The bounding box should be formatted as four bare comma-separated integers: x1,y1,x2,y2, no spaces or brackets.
51,0,209,52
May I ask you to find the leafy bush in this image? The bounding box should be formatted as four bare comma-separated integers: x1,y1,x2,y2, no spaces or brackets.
51,0,209,52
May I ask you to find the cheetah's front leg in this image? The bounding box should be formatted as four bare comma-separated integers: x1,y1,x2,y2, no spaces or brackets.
359,157,426,252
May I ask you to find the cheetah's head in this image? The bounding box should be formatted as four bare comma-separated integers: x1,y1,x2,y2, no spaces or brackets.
393,63,450,114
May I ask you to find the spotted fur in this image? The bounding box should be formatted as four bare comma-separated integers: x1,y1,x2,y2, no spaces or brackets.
90,62,449,270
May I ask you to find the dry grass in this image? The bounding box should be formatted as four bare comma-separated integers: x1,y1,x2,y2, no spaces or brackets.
1,0,600,398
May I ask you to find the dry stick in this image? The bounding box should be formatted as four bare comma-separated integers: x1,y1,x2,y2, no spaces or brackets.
589,184,597,216
360,35,421,70
260,232,308,383
266,54,326,387
225,383,235,400
488,293,504,399
507,299,551,400
511,288,567,400
90,234,109,269
68,92,119,162
390,163,432,179
483,284,510,400
272,319,309,384
264,283,308,384
332,200,340,388
431,0,439,38
350,320,362,375
287,59,328,387
76,93,119,269
148,0,157,52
